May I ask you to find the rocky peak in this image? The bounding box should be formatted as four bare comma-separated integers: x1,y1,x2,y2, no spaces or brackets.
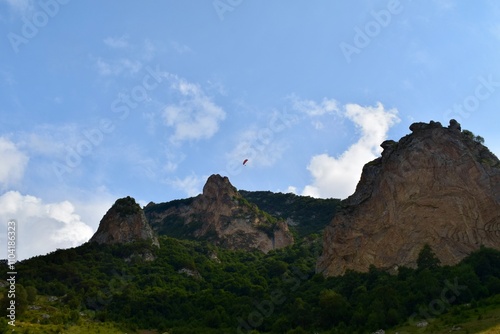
145,174,294,253
89,196,159,247
203,174,239,199
317,120,500,276
196,174,241,213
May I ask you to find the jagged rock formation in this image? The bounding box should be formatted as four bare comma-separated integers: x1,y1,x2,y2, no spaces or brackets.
89,196,160,247
144,174,294,253
317,120,500,277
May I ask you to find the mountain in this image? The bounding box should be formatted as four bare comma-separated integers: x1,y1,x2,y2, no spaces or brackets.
317,120,500,276
3,120,500,334
89,196,159,248
144,174,294,253
89,174,339,254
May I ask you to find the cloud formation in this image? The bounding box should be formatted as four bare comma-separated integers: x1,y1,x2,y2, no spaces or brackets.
1,0,32,12
301,102,399,199
0,137,29,189
0,191,94,260
289,95,339,129
103,35,130,49
163,77,226,143
289,95,339,116
167,174,204,197
96,57,143,76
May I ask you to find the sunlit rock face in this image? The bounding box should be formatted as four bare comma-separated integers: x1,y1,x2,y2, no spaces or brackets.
145,174,294,253
90,196,159,247
317,120,500,277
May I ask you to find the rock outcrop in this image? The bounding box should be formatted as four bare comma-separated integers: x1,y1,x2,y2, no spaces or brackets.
145,174,294,253
317,120,500,276
89,196,160,247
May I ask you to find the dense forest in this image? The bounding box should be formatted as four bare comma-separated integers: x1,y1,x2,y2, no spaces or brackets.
1,234,500,333
239,191,341,237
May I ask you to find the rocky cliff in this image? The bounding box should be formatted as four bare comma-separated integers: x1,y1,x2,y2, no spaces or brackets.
89,196,160,247
144,174,294,253
317,120,500,276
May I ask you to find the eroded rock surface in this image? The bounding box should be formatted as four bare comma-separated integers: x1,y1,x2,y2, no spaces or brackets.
145,174,294,253
90,196,159,247
317,120,500,276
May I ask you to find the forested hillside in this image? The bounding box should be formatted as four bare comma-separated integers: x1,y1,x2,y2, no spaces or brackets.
239,190,341,237
1,236,499,333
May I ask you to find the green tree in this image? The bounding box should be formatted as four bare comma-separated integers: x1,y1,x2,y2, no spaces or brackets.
0,317,9,333
415,268,441,300
204,308,222,328
25,286,37,304
287,327,308,334
267,259,289,277
486,276,500,294
318,289,351,327
417,244,440,270
367,309,385,331
386,308,401,327
272,316,292,333
68,309,80,324
462,129,475,140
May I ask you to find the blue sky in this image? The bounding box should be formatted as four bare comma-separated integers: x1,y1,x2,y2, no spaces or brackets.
1,0,500,260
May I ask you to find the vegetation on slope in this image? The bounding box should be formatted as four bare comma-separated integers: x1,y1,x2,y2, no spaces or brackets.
1,236,499,333
239,190,341,237
143,198,196,239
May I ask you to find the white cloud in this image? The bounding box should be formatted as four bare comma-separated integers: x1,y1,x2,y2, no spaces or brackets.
170,41,192,54
96,58,112,76
312,120,324,130
142,39,156,61
0,191,94,260
71,192,114,231
96,57,142,76
300,102,399,199
0,137,29,189
102,36,158,62
163,77,226,142
1,0,33,12
434,0,455,10
289,95,339,116
168,174,203,197
162,147,186,173
19,125,74,157
289,94,339,129
47,201,94,244
103,35,129,49
119,58,142,74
